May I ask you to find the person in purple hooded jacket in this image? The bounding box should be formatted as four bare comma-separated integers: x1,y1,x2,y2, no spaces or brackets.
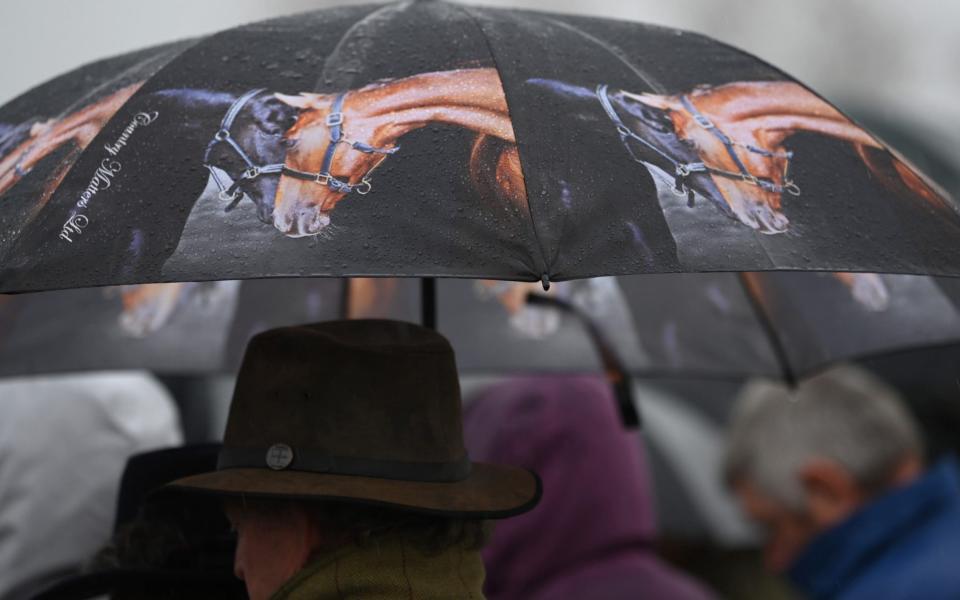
463,375,716,600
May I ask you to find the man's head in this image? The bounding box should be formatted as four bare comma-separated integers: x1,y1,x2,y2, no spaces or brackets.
167,320,540,600
723,364,923,572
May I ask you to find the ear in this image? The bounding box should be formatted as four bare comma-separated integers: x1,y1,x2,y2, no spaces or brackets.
274,92,320,110
799,459,863,529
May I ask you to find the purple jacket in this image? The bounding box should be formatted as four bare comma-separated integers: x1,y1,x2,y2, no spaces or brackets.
463,375,716,600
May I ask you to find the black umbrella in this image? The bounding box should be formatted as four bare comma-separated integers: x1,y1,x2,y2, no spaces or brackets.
0,1,957,294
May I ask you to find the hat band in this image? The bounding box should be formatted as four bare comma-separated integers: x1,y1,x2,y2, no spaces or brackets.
217,446,473,483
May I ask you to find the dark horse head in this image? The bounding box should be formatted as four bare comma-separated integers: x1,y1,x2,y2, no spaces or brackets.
151,88,300,224
520,78,686,270
526,78,732,221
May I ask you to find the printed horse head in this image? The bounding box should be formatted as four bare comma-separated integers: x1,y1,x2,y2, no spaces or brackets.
604,88,758,227
617,82,920,234
0,85,141,203
611,87,795,233
196,91,301,225
524,77,740,232
272,69,518,238
532,78,952,236
272,91,396,237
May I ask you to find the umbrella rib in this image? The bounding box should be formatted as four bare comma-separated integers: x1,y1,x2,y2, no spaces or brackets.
458,4,552,283
737,272,797,385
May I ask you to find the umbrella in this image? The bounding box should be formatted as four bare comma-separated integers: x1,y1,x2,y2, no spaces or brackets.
0,1,957,294
2,0,959,548
5,272,960,543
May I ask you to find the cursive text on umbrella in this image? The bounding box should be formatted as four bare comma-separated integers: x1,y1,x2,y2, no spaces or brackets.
59,111,159,243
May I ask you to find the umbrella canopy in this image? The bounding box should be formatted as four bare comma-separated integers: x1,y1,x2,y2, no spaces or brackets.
0,279,344,376
3,272,960,381
0,1,957,293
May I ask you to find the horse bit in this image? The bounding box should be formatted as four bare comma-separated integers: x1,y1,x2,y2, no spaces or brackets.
596,84,801,207
204,88,399,209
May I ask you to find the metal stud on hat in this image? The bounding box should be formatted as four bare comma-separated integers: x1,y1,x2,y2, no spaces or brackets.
266,443,294,471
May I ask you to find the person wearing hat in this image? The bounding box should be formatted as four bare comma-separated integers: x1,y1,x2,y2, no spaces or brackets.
167,319,541,600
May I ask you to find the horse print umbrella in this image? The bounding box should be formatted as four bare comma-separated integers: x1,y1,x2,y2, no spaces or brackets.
0,1,957,293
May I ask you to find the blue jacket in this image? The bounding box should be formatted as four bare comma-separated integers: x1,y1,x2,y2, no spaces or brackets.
789,456,960,600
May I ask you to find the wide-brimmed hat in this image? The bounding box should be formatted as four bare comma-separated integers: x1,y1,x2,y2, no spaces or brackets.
168,319,540,518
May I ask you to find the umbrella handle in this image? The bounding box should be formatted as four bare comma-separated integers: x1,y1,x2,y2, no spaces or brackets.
421,277,437,330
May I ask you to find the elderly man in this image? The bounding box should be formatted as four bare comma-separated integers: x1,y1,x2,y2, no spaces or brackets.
724,365,960,600
167,320,540,600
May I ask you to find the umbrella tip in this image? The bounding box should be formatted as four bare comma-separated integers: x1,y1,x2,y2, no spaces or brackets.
541,273,551,292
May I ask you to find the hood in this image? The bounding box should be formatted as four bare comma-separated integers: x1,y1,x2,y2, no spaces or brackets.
462,375,656,597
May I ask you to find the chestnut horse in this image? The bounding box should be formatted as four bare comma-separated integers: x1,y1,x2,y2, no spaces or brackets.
275,68,524,237
278,68,947,238
621,82,947,233
0,83,142,208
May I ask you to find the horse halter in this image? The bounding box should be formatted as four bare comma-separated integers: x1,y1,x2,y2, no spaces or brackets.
204,88,286,208
596,84,801,207
280,92,399,195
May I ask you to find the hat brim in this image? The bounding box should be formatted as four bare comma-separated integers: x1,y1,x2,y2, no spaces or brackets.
165,461,540,519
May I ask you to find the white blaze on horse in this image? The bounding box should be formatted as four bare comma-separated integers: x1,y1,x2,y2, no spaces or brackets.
274,68,524,237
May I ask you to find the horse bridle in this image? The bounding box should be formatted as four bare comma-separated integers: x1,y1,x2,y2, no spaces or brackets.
204,88,282,207
280,92,399,195
204,89,398,209
596,84,801,207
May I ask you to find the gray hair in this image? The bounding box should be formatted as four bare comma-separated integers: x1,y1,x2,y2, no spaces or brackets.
723,364,922,509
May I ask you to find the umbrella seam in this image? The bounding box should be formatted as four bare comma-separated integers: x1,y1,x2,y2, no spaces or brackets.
737,272,796,384
455,4,552,283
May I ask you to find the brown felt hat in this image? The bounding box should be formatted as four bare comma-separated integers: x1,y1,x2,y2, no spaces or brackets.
168,319,540,518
